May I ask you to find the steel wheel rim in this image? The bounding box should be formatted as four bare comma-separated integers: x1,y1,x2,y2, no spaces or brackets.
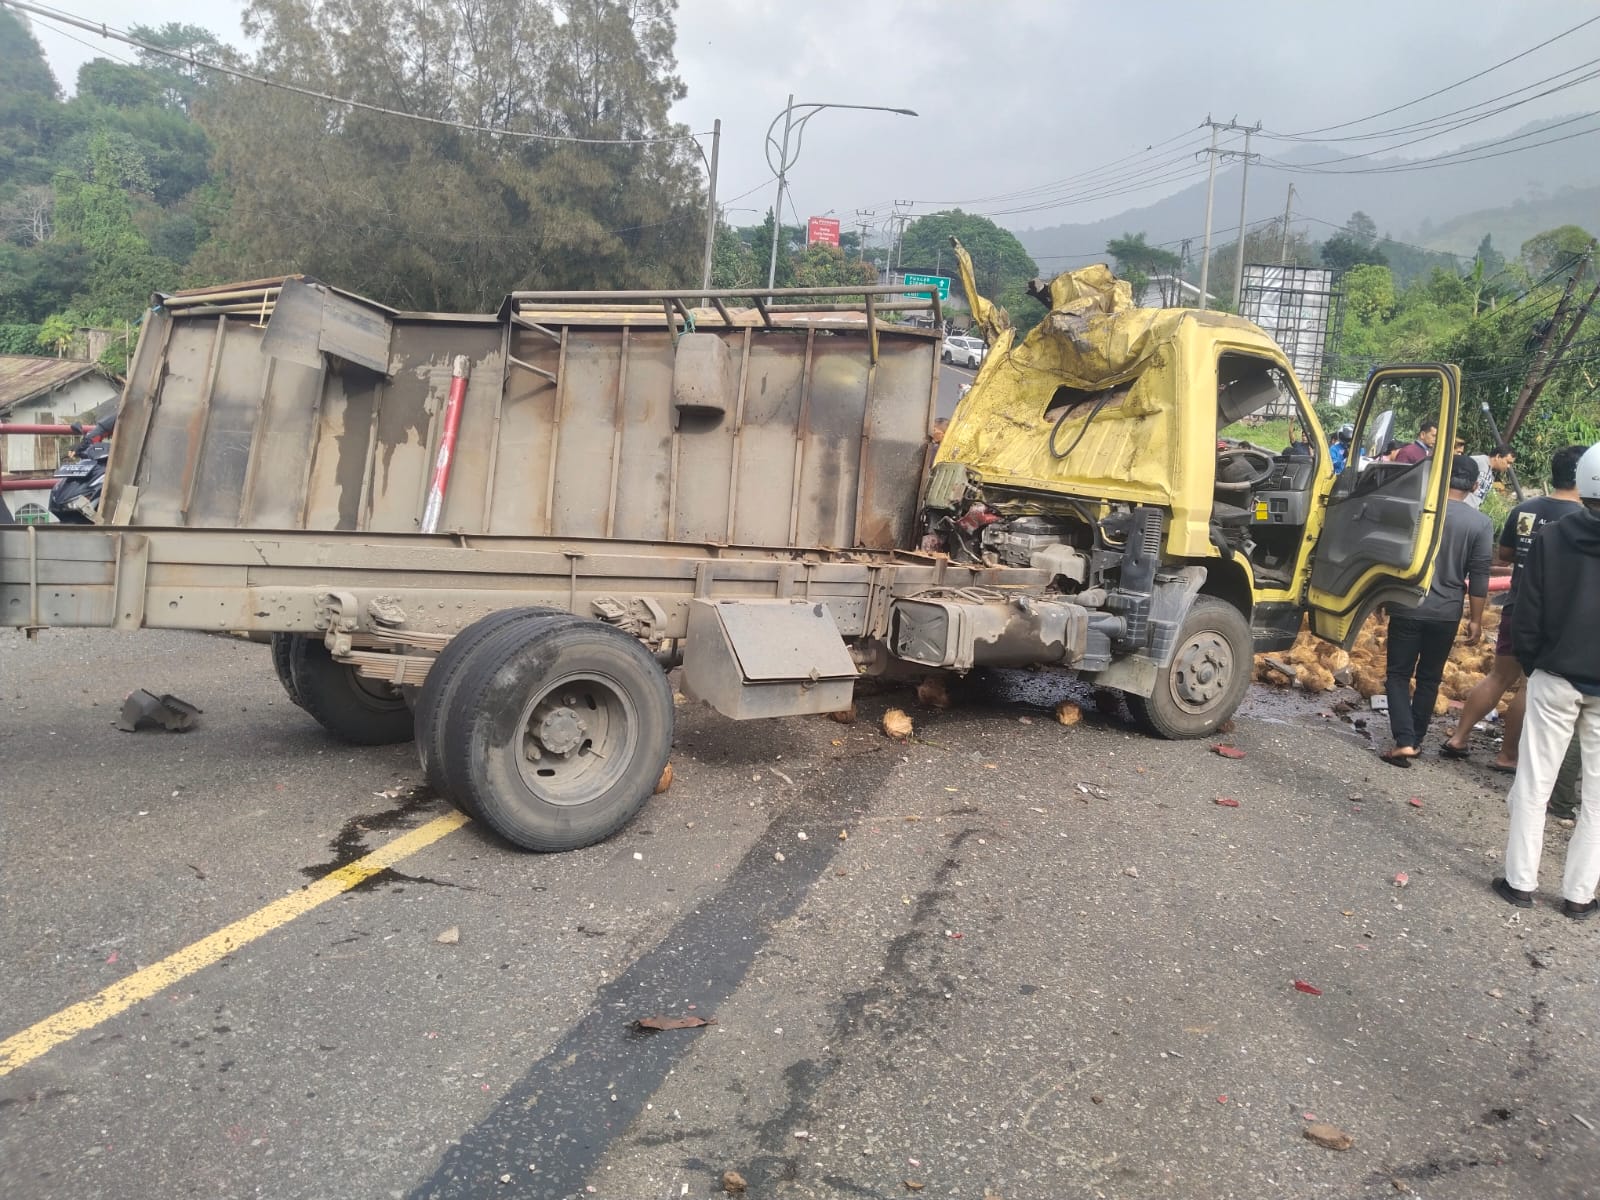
1169,629,1233,714
513,670,637,805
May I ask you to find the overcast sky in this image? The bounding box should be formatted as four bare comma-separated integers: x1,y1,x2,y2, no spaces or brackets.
26,0,1600,247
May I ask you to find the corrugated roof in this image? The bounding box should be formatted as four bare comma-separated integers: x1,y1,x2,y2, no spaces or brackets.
0,356,103,414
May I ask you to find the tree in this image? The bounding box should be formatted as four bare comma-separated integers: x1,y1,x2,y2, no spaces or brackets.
897,209,1040,323
1520,224,1594,278
1321,233,1388,273
710,221,759,289
196,0,705,309
1346,211,1378,246
1105,231,1181,299
1475,234,1505,280
790,243,877,291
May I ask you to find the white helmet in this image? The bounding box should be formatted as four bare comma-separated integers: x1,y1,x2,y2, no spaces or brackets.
1580,442,1600,501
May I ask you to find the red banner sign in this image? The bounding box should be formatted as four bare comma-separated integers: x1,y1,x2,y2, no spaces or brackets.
807,217,841,247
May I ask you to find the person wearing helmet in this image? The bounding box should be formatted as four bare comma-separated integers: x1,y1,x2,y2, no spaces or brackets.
1329,424,1355,473
1495,442,1600,918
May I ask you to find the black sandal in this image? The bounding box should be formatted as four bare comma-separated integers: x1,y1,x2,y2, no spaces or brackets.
1439,743,1471,760
1380,750,1413,769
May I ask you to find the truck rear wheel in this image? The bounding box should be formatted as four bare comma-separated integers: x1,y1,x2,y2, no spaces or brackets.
1126,596,1252,740
270,633,305,709
413,607,569,799
287,634,414,746
439,616,673,852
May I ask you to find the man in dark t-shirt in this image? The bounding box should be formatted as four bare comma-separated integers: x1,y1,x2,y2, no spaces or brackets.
1442,445,1586,784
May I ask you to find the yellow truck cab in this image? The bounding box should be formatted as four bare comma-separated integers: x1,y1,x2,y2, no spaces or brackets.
921,241,1460,736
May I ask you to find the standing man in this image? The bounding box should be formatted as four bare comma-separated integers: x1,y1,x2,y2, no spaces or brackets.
1493,443,1600,917
1329,424,1354,473
1441,445,1587,771
1392,420,1439,465
1380,455,1494,767
1466,443,1516,510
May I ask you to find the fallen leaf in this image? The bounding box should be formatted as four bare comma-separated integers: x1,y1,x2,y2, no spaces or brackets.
435,926,460,945
830,738,843,746
1292,979,1323,996
904,1183,925,1193
654,762,674,794
722,1169,748,1194
1393,872,1409,887
1214,797,1240,808
1211,744,1247,759
828,706,857,725
838,829,848,841
882,709,914,741
635,1015,716,1031
1055,700,1082,727
1303,1122,1354,1151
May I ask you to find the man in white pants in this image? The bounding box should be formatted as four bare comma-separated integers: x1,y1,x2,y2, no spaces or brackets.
1494,442,1600,917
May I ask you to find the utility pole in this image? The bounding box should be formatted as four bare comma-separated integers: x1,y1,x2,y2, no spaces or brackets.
892,201,915,271
1508,245,1600,438
853,209,874,262
1278,182,1296,263
1196,116,1259,311
1230,124,1260,312
699,118,721,304
1506,252,1588,438
1197,121,1220,311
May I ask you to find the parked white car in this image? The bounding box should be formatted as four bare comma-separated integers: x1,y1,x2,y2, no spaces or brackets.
941,334,987,368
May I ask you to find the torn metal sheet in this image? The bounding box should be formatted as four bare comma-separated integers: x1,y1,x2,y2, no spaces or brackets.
115,689,202,733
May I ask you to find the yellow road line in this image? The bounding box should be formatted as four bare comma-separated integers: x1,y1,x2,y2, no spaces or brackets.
0,810,470,1077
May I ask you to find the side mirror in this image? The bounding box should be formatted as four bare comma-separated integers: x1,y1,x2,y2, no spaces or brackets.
1365,410,1394,460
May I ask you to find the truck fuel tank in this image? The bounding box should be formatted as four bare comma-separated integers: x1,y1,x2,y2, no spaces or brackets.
891,592,1099,671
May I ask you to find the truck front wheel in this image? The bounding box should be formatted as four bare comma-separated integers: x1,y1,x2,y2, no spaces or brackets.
1126,596,1252,739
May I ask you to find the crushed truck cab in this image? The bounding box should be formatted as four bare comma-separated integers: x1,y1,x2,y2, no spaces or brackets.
917,240,1459,736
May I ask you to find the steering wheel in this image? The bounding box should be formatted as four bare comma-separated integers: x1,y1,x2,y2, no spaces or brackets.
1216,446,1277,489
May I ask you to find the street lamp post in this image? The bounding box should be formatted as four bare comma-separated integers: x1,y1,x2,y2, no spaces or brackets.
764,96,917,296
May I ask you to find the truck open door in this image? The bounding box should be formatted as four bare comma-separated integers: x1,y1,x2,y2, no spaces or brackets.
1304,364,1461,646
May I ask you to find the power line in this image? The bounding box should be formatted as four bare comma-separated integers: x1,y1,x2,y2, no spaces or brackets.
1278,12,1600,137
6,0,704,148
1262,110,1600,176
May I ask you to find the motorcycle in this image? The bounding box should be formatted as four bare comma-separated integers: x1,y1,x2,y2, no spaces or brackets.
48,415,115,524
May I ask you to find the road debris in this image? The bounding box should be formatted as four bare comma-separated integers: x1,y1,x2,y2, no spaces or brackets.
435,926,460,945
655,763,674,794
635,1015,715,1031
838,830,848,841
771,768,795,788
1122,866,1140,879
114,689,202,733
1303,1122,1354,1150
796,829,807,840
828,705,857,724
883,709,914,741
1214,797,1240,808
1574,1113,1596,1132
1393,872,1410,887
1292,980,1323,996
916,676,951,710
721,1170,747,1193
1211,744,1246,760
904,1182,925,1192
1408,797,1424,808
774,851,786,863
1055,700,1082,727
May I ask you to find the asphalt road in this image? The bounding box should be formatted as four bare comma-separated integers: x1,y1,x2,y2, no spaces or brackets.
936,361,976,420
3,629,1598,1200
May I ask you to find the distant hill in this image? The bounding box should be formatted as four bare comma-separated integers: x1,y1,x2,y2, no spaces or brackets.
1417,185,1600,258
1012,117,1600,269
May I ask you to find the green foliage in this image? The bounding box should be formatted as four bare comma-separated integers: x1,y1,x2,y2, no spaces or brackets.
195,0,703,309
1204,219,1318,309
1105,231,1180,298
1326,222,1600,485
897,209,1041,326
791,243,877,292
1520,225,1593,277
0,323,43,353
37,313,74,354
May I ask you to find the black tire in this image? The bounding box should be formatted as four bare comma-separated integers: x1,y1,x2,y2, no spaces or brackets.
440,616,673,852
414,607,568,800
941,350,952,363
288,634,414,746
270,633,306,709
1126,596,1253,740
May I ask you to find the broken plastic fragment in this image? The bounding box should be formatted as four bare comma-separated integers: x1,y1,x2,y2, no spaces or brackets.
1292,980,1323,996
1210,744,1246,760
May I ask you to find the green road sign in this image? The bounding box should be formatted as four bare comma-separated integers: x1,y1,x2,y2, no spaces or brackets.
902,273,951,300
